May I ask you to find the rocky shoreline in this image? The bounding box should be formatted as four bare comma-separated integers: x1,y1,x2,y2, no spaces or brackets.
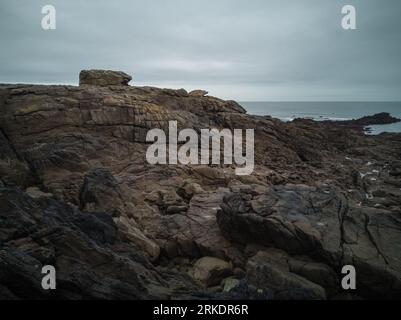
1,70,401,300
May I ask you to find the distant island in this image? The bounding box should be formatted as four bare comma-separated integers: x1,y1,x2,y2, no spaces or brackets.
320,112,401,133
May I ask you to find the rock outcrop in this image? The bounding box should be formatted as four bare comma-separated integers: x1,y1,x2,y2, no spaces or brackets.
79,70,132,86
217,185,401,298
189,90,208,97
1,70,401,300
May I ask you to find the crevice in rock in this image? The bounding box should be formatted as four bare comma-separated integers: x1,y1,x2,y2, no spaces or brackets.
364,213,389,265
337,196,349,267
0,127,22,161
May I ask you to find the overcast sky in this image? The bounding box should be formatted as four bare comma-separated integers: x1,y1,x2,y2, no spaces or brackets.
0,0,400,101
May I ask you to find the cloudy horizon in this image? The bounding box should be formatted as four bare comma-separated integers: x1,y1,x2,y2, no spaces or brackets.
1,0,400,101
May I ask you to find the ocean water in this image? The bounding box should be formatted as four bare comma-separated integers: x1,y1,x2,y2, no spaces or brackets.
240,102,401,135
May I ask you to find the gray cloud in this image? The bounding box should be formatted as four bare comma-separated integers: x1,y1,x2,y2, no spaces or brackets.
0,0,400,100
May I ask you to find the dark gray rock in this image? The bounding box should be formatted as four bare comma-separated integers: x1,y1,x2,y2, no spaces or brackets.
217,185,401,299
79,168,125,217
246,251,327,300
0,187,197,299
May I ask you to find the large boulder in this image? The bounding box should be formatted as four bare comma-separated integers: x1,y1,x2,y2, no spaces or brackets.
217,184,401,298
79,69,132,86
189,90,208,97
246,251,327,300
159,189,244,265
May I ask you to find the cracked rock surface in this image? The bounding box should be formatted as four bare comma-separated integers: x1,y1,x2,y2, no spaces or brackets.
217,185,401,298
1,70,401,299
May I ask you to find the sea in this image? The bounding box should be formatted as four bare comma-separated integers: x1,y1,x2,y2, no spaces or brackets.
240,102,401,135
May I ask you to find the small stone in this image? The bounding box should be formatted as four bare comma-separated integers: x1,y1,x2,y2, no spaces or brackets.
166,205,188,214
26,187,53,199
180,181,204,199
222,277,240,292
193,257,232,287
